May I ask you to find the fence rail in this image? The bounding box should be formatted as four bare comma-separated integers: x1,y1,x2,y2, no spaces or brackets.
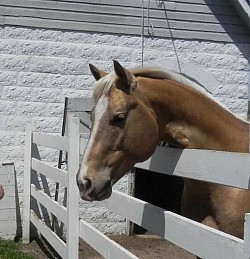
23,102,250,259
31,158,68,187
101,190,246,259
30,210,67,259
136,146,250,190
32,132,69,152
79,219,139,259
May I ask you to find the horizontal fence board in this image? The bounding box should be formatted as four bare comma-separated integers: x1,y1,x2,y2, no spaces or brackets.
175,2,235,15
0,1,242,25
0,6,246,35
0,208,16,221
32,133,68,152
30,211,67,259
0,16,143,36
79,219,139,259
0,175,15,186
0,185,15,196
173,0,231,5
32,158,68,187
67,98,94,112
39,0,231,7
31,184,67,224
0,0,232,13
79,138,89,158
0,0,174,12
100,191,246,259
161,12,242,25
136,147,250,190
0,220,17,239
0,196,15,209
1,0,249,43
152,27,250,43
1,15,249,43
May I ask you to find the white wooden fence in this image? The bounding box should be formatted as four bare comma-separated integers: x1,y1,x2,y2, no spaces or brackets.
0,163,19,240
23,98,250,259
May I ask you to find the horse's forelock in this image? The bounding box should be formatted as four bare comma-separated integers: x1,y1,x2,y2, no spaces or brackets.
93,72,118,100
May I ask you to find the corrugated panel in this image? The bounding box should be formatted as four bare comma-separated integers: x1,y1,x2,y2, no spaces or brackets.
0,0,249,43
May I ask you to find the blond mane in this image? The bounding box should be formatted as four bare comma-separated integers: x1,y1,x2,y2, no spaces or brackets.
93,67,212,100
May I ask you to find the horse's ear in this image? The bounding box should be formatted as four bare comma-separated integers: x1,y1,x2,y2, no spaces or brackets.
113,60,134,86
89,64,107,81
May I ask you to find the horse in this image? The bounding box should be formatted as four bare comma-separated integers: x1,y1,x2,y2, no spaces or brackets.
76,60,249,239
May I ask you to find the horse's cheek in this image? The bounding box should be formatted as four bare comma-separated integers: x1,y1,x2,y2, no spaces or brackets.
126,117,158,162
142,120,159,157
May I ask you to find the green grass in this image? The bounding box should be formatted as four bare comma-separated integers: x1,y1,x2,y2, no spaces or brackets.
0,239,35,259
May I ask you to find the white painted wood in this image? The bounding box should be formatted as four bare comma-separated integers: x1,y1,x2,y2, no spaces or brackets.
126,170,136,236
79,137,89,159
0,196,15,209
32,132,69,152
23,124,32,243
0,221,19,240
100,190,247,259
30,184,67,224
79,219,139,259
1,0,250,43
66,113,80,259
31,158,68,187
67,97,94,112
244,213,250,254
24,104,250,259
0,164,17,239
0,209,16,221
137,147,250,190
30,211,67,259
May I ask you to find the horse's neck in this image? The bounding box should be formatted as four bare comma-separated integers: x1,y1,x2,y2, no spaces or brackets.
137,77,249,152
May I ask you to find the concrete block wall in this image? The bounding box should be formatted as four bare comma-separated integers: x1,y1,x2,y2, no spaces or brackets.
0,25,249,236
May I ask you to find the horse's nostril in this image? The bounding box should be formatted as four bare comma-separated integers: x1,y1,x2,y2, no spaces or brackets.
78,177,92,192
84,177,92,190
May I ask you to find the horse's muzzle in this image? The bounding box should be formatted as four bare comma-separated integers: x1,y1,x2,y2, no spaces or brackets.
77,176,112,201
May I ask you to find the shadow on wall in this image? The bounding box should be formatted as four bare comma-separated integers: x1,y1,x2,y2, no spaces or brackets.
157,0,250,58
28,144,66,239
14,166,22,240
204,0,250,57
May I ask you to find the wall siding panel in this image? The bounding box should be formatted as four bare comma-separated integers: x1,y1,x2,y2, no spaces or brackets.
0,0,249,43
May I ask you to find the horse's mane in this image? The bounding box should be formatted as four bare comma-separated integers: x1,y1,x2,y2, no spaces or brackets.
93,66,247,124
131,67,212,96
131,68,237,115
93,67,212,101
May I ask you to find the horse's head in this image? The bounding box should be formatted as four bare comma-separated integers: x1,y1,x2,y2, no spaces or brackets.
77,61,159,201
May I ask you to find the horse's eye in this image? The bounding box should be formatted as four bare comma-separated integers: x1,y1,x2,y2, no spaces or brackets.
112,113,127,123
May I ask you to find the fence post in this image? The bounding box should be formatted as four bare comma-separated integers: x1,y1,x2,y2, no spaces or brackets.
23,124,32,243
66,112,80,258
244,213,250,255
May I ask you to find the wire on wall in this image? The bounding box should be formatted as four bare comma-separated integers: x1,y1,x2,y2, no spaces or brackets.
141,0,182,73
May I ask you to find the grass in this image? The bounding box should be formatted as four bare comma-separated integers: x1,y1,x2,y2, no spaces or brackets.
0,239,35,259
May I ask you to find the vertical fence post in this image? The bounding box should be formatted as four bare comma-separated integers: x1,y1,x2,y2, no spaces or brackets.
23,124,32,243
244,213,250,255
66,112,80,258
245,58,250,256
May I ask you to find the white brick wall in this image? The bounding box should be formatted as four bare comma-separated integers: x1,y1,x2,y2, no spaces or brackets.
0,25,249,236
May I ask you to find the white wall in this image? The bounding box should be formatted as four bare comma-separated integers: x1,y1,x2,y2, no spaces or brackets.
0,25,249,236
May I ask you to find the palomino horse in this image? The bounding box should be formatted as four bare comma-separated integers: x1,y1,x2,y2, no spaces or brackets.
77,60,249,239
